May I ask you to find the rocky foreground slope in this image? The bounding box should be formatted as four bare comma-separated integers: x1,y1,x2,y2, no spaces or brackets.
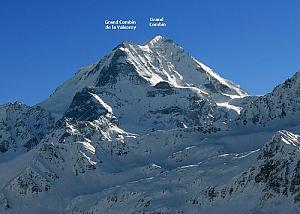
1,36,300,213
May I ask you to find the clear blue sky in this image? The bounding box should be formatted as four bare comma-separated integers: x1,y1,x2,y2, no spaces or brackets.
1,0,300,105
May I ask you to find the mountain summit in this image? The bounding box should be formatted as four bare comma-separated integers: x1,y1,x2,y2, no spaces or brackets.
39,36,248,112
39,36,247,132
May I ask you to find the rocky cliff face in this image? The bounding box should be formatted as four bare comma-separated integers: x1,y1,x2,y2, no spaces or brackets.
0,102,54,154
235,71,300,128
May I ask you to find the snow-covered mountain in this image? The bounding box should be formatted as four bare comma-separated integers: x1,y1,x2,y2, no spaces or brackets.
1,36,300,213
39,35,247,133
